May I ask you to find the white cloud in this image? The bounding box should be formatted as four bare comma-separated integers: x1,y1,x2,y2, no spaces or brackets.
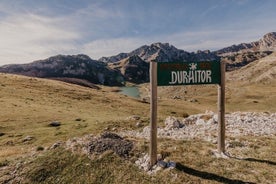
81,28,272,60
165,29,267,52
0,13,80,65
82,38,149,59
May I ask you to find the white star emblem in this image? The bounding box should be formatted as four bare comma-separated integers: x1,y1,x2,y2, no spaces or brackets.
189,63,197,70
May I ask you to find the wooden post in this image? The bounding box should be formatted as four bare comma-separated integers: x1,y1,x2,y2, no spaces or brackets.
150,61,157,167
217,61,226,153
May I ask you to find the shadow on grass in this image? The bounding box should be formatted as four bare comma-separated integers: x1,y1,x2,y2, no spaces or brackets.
231,157,276,166
176,163,256,184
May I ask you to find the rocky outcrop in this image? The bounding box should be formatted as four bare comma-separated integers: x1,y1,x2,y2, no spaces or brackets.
0,54,125,86
215,32,276,56
227,51,276,83
259,32,276,51
221,51,273,71
109,55,149,83
120,111,276,141
100,42,219,63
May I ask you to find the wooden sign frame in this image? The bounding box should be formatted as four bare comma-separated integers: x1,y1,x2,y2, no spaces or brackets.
149,61,225,166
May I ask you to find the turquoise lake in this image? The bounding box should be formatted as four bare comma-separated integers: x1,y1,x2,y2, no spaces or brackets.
119,86,140,98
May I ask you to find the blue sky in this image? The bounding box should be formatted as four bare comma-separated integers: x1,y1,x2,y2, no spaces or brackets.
0,0,276,65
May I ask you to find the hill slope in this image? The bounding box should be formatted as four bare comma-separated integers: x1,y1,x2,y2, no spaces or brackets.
0,54,125,86
227,52,276,83
215,32,276,56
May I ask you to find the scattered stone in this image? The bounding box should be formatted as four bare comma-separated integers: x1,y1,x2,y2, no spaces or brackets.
50,141,63,149
22,136,34,142
189,98,198,102
164,116,184,130
120,111,276,142
135,121,143,128
135,153,177,174
157,160,167,168
49,121,61,127
157,154,163,161
126,115,141,121
5,141,14,146
135,154,150,171
104,127,109,131
172,95,181,99
207,118,217,125
195,119,205,125
167,161,176,168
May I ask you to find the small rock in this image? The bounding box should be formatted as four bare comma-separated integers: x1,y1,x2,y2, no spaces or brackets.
49,121,61,127
135,121,143,128
50,141,63,149
111,127,117,131
189,98,198,103
157,154,163,161
22,135,34,142
207,118,217,124
167,161,176,168
126,115,141,121
157,160,167,168
5,141,14,146
75,118,82,121
0,132,5,137
164,116,184,129
196,119,205,125
172,95,181,99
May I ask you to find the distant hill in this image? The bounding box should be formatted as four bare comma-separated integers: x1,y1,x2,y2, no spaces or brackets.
215,32,276,56
0,54,125,86
108,55,149,84
227,51,276,83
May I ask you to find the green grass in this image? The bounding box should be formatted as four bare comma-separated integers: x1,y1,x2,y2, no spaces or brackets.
4,137,275,184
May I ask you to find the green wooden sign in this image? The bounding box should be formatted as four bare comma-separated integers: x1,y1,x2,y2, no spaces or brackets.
157,61,221,86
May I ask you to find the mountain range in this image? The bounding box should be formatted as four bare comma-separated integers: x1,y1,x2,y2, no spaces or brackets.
0,32,275,86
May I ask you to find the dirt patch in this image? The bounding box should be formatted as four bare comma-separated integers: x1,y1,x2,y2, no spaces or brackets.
87,132,133,157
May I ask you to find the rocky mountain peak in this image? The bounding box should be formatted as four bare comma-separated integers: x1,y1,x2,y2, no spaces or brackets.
150,42,175,50
215,32,276,56
196,50,211,54
0,54,124,86
108,55,149,84
259,32,276,51
127,55,145,64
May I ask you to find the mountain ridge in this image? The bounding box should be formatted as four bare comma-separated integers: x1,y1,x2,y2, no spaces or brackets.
215,32,276,56
99,42,218,63
0,32,275,86
0,54,125,86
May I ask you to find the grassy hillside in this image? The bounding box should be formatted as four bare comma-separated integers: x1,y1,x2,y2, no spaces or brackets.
227,51,276,83
0,72,275,183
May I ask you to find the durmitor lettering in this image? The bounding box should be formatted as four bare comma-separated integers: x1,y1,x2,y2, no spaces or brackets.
157,61,220,86
169,70,212,84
